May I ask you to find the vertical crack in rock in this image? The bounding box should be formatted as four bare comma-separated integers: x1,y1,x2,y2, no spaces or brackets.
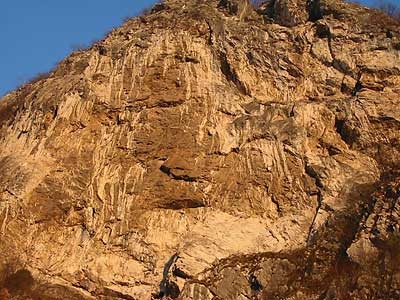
306,189,323,245
219,51,249,95
308,0,323,22
351,71,363,96
158,254,180,299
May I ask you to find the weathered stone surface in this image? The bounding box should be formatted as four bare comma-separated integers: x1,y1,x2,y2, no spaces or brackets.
0,0,399,299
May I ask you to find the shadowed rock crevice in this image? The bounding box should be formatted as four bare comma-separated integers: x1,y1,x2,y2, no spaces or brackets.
160,165,198,182
334,117,359,146
219,51,250,95
156,198,205,210
95,288,136,300
308,0,323,21
156,254,180,299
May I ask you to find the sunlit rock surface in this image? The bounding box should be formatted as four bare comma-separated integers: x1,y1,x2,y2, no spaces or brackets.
0,0,399,299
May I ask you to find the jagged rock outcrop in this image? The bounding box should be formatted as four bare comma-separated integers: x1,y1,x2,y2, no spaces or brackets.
0,0,399,299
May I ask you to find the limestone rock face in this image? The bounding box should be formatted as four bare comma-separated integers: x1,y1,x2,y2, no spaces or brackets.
0,0,399,299
273,0,309,26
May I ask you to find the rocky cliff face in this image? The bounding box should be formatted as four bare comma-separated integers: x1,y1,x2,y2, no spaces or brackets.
0,0,399,299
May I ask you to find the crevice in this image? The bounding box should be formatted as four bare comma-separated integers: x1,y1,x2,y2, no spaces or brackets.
305,164,324,189
327,34,335,65
155,254,180,299
310,23,336,69
206,20,214,45
249,274,263,291
160,165,171,175
4,189,18,198
340,75,351,94
219,51,250,96
95,287,136,300
334,117,358,146
148,98,186,109
173,266,192,279
159,165,198,182
258,0,275,19
351,72,363,96
289,104,295,117
306,190,323,245
308,0,323,22
157,198,205,210
170,172,197,182
218,0,239,15
271,195,282,215
175,54,200,64
315,23,331,39
17,130,29,139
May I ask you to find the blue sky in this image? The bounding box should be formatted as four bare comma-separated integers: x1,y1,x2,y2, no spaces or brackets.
0,0,158,96
0,0,397,96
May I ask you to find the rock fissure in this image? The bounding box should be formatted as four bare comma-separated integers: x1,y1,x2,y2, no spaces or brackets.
219,50,250,95
306,189,323,245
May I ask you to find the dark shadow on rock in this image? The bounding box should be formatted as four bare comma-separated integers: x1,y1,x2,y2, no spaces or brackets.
4,269,34,294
